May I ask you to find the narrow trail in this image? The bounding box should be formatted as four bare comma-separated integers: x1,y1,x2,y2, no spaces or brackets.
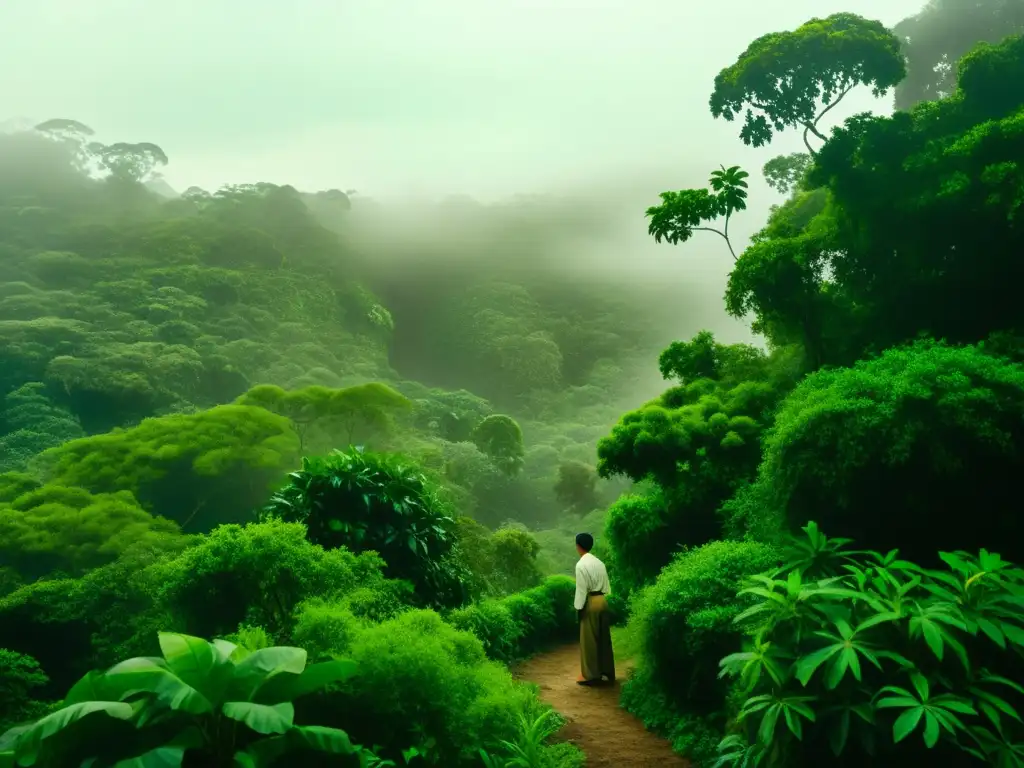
513,643,689,767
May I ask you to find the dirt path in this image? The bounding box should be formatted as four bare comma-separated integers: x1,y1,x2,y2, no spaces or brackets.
513,643,689,767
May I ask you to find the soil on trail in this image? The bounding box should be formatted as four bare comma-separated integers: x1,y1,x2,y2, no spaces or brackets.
513,643,689,768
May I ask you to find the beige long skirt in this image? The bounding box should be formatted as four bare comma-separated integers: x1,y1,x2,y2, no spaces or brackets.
580,593,615,682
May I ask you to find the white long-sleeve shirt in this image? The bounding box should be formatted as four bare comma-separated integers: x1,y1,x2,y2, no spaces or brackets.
574,552,611,611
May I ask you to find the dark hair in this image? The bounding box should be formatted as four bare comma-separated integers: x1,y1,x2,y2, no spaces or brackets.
575,532,594,552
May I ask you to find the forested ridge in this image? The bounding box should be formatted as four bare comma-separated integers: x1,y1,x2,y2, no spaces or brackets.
3,0,1024,766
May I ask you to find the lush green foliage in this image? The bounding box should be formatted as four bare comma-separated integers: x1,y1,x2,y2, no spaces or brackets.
235,382,412,454
622,541,781,762
736,341,1024,562
0,484,181,580
597,331,793,596
620,11,1024,767
262,446,468,607
0,631,373,767
0,651,50,734
725,32,1024,368
36,404,300,531
470,415,526,478
552,460,598,515
893,0,1024,109
288,607,580,766
7,4,1024,766
714,523,1024,767
0,521,388,693
448,576,577,662
709,13,905,152
647,166,750,260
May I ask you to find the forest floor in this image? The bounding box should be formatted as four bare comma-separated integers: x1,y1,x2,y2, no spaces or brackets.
513,643,689,767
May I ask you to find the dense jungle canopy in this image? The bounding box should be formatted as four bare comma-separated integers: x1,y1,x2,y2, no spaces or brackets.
2,0,1024,766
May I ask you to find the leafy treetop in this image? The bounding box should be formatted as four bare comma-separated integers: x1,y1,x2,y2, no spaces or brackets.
893,0,1024,110
709,13,906,153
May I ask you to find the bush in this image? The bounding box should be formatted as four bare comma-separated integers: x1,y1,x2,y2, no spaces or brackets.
623,540,780,763
746,340,1024,561
0,650,50,733
490,525,543,594
263,446,468,608
149,519,389,641
448,575,578,662
0,521,389,694
298,609,547,765
603,489,674,596
291,598,363,658
0,484,181,580
715,523,1024,767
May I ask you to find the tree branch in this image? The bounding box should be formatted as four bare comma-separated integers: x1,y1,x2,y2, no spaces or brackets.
799,82,857,155
693,227,737,261
813,82,857,131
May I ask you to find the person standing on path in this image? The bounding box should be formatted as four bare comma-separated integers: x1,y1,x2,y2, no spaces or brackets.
573,532,615,685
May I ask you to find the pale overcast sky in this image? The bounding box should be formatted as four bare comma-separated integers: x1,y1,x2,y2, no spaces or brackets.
2,0,922,200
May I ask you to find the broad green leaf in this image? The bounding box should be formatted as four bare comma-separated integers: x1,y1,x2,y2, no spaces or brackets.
158,633,233,703
910,673,929,702
939,552,971,575
918,620,944,660
113,745,186,767
923,711,940,747
783,707,803,740
103,658,211,715
826,651,850,690
222,702,294,735
112,726,204,767
976,618,1007,648
856,611,901,632
243,726,361,768
982,673,1024,696
229,647,307,700
758,705,781,745
829,710,850,756
876,696,919,709
893,707,923,743
63,671,110,705
12,702,133,765
795,645,841,685
1001,622,1024,646
253,659,358,704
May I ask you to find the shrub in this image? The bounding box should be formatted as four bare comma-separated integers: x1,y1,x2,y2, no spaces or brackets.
622,540,780,763
0,521,388,694
747,341,1024,561
448,575,578,662
490,525,543,595
35,405,300,531
263,446,468,608
0,650,50,733
149,519,388,641
0,484,181,580
299,609,543,765
714,522,1024,767
603,490,674,596
291,598,363,658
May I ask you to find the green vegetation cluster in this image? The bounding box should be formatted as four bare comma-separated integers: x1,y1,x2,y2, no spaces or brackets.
0,116,650,765
606,3,1024,767
4,1,1024,766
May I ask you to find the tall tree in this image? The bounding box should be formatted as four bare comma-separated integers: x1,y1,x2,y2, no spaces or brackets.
709,13,906,153
893,0,1024,110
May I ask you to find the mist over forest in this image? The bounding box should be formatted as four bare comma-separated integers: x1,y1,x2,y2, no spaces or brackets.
2,1,1024,767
